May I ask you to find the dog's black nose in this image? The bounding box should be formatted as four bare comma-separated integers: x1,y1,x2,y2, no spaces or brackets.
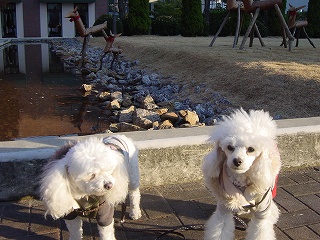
104,182,113,190
233,158,242,167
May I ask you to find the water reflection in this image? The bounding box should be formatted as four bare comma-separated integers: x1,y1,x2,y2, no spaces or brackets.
0,42,107,141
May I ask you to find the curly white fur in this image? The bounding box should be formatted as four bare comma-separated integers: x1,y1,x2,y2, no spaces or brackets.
40,135,141,240
202,109,281,240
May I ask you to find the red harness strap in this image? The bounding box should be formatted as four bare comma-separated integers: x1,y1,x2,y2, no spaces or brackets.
271,175,278,198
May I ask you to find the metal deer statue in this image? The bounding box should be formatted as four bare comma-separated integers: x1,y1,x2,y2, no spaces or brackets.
287,4,315,48
100,30,123,70
65,6,108,66
209,0,265,48
240,0,294,50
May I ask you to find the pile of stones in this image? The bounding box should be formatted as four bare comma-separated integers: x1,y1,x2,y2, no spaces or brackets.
49,38,234,133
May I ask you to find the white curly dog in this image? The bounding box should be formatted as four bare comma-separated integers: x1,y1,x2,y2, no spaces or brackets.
202,109,281,240
40,135,141,240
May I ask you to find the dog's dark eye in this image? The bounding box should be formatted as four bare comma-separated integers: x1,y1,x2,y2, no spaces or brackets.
89,174,96,180
247,147,255,153
227,145,235,151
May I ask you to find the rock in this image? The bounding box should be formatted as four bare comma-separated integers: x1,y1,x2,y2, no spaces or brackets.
110,91,123,101
156,108,168,115
178,110,199,125
122,94,133,107
109,122,146,132
133,108,161,129
81,84,93,92
106,99,121,110
161,112,179,124
48,38,235,134
142,75,151,85
142,95,158,110
97,91,111,101
119,106,135,123
159,120,174,129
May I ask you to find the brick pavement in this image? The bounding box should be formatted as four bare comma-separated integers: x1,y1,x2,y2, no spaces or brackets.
0,167,319,240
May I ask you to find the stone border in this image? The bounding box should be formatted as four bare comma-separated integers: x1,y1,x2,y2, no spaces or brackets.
1,117,320,201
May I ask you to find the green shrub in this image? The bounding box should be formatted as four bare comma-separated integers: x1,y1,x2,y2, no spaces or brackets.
307,0,320,38
180,0,203,37
152,0,182,23
151,15,180,36
127,0,151,35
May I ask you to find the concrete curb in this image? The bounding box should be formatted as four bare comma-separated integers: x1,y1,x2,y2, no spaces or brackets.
1,117,320,201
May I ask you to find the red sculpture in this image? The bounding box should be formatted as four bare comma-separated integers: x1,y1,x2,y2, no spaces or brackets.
65,6,108,67
100,30,123,70
287,4,316,48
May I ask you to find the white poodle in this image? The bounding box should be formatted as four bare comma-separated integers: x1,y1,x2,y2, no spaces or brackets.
40,135,141,240
202,109,281,240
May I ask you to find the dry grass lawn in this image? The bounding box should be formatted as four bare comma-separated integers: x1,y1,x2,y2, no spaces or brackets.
89,36,320,119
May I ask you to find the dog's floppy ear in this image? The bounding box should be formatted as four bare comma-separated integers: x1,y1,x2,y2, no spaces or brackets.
202,141,226,179
40,151,79,220
249,145,281,192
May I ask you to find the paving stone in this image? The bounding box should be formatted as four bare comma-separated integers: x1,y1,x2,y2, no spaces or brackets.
286,171,315,184
277,175,297,187
0,220,29,239
29,207,59,234
194,196,216,212
277,209,320,230
120,215,181,239
153,184,183,199
2,202,30,222
306,169,320,182
140,188,174,219
282,182,320,197
169,199,207,225
298,194,320,214
0,168,319,240
274,188,308,213
275,227,292,240
309,223,320,236
284,226,320,240
157,183,210,201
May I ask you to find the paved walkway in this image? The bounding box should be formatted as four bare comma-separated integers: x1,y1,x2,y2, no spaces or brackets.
0,167,319,240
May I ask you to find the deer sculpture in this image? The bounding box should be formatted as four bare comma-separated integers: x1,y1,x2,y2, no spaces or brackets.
209,0,265,48
239,0,294,51
99,30,123,70
65,6,108,66
287,4,315,48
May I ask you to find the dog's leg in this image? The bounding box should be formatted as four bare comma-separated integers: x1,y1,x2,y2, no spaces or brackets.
245,201,279,240
128,187,142,219
98,219,116,240
204,204,234,240
64,217,83,240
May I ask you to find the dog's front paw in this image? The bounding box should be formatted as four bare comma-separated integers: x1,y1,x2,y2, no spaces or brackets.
225,197,245,213
129,207,142,220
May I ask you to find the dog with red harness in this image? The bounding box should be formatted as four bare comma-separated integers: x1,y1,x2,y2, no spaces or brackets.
202,109,281,240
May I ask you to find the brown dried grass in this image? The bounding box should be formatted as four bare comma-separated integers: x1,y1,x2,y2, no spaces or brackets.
89,35,320,119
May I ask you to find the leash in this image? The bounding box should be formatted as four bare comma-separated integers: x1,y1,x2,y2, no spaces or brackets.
242,187,271,211
121,219,247,239
120,222,205,240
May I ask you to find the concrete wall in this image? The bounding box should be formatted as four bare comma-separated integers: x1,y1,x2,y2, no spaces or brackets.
0,117,320,201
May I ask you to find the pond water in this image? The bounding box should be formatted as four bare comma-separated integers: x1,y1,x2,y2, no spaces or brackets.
0,42,107,141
